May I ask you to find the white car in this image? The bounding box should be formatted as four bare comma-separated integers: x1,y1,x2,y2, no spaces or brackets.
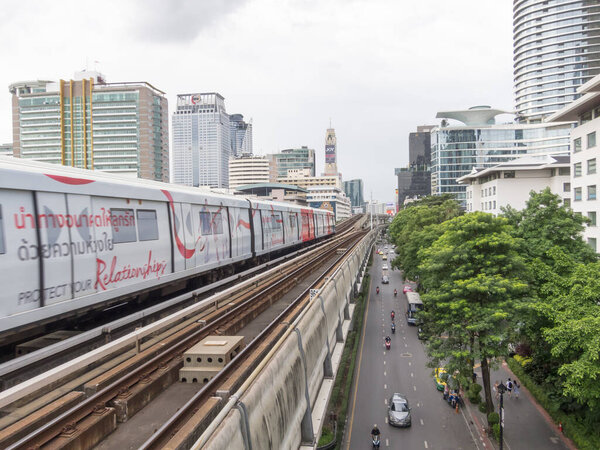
382,264,389,271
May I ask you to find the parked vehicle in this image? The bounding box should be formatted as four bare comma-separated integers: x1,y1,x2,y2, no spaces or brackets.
405,292,423,325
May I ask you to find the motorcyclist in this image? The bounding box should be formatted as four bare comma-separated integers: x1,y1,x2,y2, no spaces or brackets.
385,336,391,348
390,310,395,320
394,289,397,297
391,322,396,333
376,286,380,294
371,424,381,441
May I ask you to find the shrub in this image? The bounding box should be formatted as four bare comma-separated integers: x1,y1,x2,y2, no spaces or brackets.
468,393,481,404
470,383,483,395
492,423,501,441
513,354,532,366
478,402,488,413
487,412,500,425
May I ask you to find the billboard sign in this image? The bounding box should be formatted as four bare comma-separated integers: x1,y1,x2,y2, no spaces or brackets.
325,145,336,164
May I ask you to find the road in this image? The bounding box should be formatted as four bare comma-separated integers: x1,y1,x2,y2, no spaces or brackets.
344,250,479,450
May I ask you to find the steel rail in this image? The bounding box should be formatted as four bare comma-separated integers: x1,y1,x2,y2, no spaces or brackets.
8,230,362,450
140,230,367,449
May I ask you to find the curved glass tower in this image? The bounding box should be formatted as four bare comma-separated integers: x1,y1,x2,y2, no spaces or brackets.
514,1,600,122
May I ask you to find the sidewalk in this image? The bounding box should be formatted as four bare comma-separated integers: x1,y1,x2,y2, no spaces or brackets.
464,360,576,450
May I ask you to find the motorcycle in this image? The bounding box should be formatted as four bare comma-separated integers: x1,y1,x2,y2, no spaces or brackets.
376,286,380,295
391,323,396,334
372,435,381,449
385,337,391,350
394,289,397,297
390,311,395,321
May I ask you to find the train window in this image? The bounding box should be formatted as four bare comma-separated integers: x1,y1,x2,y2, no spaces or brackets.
0,205,5,254
137,210,159,241
212,212,223,235
111,208,137,243
271,213,281,230
199,211,212,235
289,214,297,229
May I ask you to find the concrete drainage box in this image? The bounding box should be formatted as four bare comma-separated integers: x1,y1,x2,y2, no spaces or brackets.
180,336,245,384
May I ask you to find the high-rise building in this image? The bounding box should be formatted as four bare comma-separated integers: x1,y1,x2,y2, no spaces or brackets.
229,114,253,157
430,106,572,206
9,71,169,181
323,128,339,176
514,1,600,122
547,73,600,252
396,125,435,206
343,179,364,209
228,155,270,189
267,146,315,180
0,143,12,157
172,93,231,188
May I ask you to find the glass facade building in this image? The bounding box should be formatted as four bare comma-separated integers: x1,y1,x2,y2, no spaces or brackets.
342,178,364,208
514,0,600,122
9,73,169,181
229,113,253,157
172,93,231,188
431,123,572,205
268,146,316,179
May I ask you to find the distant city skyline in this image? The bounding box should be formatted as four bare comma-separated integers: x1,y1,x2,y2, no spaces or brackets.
0,0,513,202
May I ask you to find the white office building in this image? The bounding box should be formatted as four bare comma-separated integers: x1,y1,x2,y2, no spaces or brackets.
306,185,351,222
172,93,231,188
458,154,571,215
228,155,270,189
547,74,600,252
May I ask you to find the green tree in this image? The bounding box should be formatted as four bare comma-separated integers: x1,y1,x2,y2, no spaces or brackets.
389,197,462,281
418,212,529,422
543,262,600,411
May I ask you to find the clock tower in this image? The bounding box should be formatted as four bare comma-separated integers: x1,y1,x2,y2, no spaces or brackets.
323,127,339,177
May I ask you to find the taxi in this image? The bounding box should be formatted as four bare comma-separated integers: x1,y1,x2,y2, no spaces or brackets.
434,368,448,391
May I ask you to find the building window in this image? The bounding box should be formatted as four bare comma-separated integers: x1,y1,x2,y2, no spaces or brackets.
504,171,515,178
588,237,597,252
493,186,496,195
573,137,582,153
588,158,596,175
563,182,571,192
559,167,570,176
564,198,571,208
574,187,582,201
588,131,596,149
588,211,597,226
574,162,582,177
493,200,496,209
588,185,597,200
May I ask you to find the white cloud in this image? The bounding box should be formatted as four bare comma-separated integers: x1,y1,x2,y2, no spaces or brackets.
0,0,513,202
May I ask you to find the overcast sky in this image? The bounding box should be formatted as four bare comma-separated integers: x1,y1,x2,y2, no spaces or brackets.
0,0,513,203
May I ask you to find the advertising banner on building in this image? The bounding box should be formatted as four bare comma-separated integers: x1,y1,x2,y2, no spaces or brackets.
325,145,336,164
309,201,336,214
385,202,396,215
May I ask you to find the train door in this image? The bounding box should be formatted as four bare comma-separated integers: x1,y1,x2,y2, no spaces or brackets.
181,203,197,270
67,194,98,299
35,192,74,306
0,190,40,317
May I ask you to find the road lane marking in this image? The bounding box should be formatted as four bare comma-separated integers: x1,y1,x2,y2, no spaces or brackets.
386,438,389,447
420,419,424,426
424,441,428,449
384,384,387,389
345,280,372,450
385,417,388,424
411,372,414,377
384,360,386,365
405,343,408,347
384,371,387,376
408,362,412,366
413,385,416,391
384,398,387,405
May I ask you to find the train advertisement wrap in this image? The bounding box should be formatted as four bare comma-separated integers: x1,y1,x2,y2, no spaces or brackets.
0,159,335,334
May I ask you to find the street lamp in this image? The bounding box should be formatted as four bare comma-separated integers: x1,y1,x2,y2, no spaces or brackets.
497,381,507,450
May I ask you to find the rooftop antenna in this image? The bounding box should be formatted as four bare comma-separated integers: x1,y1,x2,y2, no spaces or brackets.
329,117,332,128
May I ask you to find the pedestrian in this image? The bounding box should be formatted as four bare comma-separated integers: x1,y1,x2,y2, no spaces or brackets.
506,378,513,398
472,371,477,384
493,380,499,400
513,380,520,399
